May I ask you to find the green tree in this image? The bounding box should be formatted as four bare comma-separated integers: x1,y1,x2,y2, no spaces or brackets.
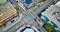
45,23,53,32
40,0,45,2
0,0,6,3
14,5,19,11
51,28,59,32
0,22,3,27
33,3,37,7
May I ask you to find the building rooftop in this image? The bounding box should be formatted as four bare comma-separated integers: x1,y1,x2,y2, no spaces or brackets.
55,1,60,7
0,3,17,23
42,5,60,28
